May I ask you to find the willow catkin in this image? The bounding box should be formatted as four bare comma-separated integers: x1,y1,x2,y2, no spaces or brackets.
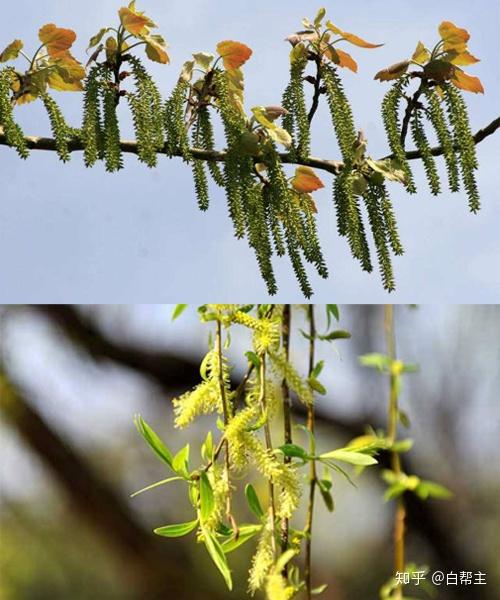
423,86,460,192
381,80,416,193
364,182,396,292
81,65,104,167
0,68,29,159
443,83,480,213
411,109,440,195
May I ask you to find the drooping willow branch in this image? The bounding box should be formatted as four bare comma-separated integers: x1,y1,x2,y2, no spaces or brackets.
1,116,498,171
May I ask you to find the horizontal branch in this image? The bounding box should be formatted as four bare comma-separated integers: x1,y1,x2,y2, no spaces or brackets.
1,116,499,176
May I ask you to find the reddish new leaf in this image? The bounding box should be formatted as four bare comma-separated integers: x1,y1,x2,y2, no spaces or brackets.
216,40,253,70
292,166,325,193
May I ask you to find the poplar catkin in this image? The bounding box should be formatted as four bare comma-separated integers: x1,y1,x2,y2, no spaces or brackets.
381,80,416,193
282,55,310,159
102,76,123,172
423,86,460,192
0,68,29,159
198,106,225,187
41,93,71,162
443,84,481,213
411,109,440,195
81,65,104,167
164,78,190,158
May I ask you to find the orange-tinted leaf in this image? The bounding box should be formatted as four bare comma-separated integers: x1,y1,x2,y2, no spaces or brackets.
145,34,169,64
118,6,156,37
448,50,480,66
292,166,325,193
326,20,383,49
374,60,410,81
48,52,85,91
0,39,23,63
335,48,358,72
411,41,430,65
438,21,469,51
216,40,253,70
39,24,76,57
452,68,484,93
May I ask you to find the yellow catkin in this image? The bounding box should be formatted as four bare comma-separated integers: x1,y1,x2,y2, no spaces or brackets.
249,518,275,594
269,350,313,406
265,573,295,600
204,464,230,531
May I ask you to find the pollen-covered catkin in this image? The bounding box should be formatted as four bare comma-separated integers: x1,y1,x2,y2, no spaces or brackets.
0,68,29,159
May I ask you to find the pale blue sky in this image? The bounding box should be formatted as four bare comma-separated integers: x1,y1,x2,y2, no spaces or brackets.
0,0,498,302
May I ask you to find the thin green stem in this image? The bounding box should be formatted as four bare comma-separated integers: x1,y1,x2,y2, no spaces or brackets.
304,304,317,599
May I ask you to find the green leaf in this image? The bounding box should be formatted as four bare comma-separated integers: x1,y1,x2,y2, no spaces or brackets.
172,304,188,321
88,28,110,50
308,377,327,395
318,330,351,342
221,524,262,553
359,353,391,372
319,449,378,466
314,8,326,28
154,520,198,538
193,52,215,71
130,476,183,498
201,430,214,462
199,472,215,522
416,480,453,500
278,444,311,461
134,415,173,468
326,305,340,328
311,360,324,379
317,478,335,512
312,584,328,595
384,482,407,502
392,439,414,453
245,484,264,519
398,410,411,428
245,351,261,369
202,527,233,590
172,444,190,478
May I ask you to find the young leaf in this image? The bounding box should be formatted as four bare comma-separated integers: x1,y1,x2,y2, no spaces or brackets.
216,40,253,70
278,443,311,461
134,414,173,468
359,353,391,372
202,527,233,590
416,480,453,500
326,21,383,49
172,304,188,321
39,24,76,57
326,305,340,328
319,330,351,341
245,484,264,519
374,60,410,82
0,40,23,63
172,444,190,478
291,166,325,193
145,34,170,64
154,520,198,538
319,449,378,466
199,471,215,522
119,5,156,37
452,69,484,94
88,28,110,50
221,524,262,553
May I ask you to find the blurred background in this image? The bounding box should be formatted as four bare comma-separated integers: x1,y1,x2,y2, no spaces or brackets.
0,304,499,599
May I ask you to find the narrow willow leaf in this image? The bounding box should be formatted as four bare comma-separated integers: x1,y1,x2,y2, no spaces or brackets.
199,471,215,522
154,520,198,538
221,524,262,553
134,414,173,468
320,449,378,466
172,444,190,478
245,484,264,519
172,304,188,321
130,476,183,498
202,526,233,590
278,443,311,461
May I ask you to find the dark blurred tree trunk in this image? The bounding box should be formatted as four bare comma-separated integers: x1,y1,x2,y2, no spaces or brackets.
0,371,223,600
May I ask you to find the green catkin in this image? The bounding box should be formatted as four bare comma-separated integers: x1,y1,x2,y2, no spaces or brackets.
411,109,440,195
321,65,357,162
191,125,209,211
81,65,104,167
263,184,286,257
364,182,396,292
298,207,329,279
443,84,481,213
380,191,404,256
381,80,416,193
213,70,247,238
40,93,71,162
334,171,373,273
245,183,277,295
164,78,190,158
198,106,225,187
282,55,310,159
249,517,275,594
423,86,460,192
0,69,29,159
127,56,164,168
102,77,123,172
266,145,313,298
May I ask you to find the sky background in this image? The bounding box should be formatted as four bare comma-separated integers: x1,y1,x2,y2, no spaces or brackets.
0,0,499,303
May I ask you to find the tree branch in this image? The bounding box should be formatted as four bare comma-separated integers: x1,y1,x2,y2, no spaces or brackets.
2,117,498,177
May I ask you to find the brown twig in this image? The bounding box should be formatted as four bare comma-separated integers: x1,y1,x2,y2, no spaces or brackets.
280,304,292,565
